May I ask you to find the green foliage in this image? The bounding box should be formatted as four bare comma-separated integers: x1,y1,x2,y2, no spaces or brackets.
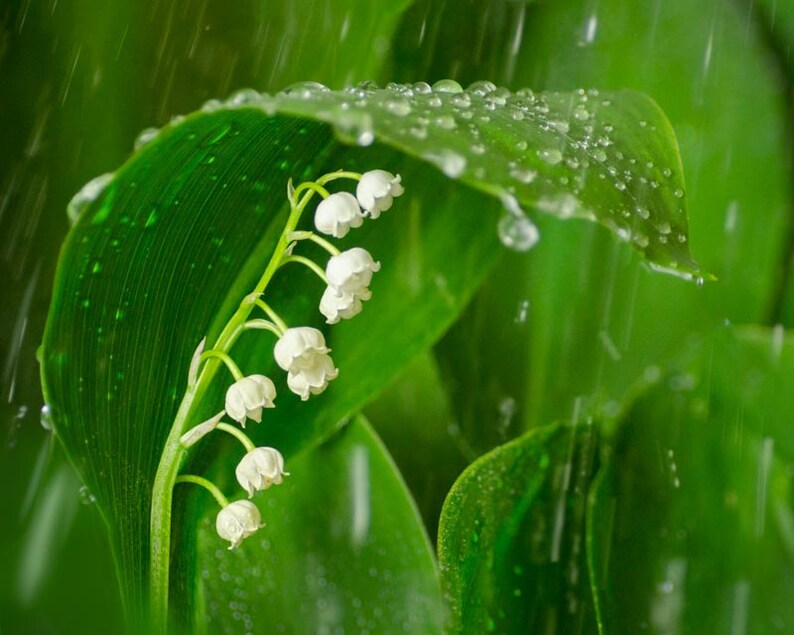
438,421,598,634
2,0,792,633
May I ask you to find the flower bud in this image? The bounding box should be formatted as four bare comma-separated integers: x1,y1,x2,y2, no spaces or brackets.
314,192,364,238
215,500,262,549
225,375,276,427
356,170,404,219
235,447,287,497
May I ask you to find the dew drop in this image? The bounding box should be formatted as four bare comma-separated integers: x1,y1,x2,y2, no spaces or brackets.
425,149,467,178
134,127,159,151
384,98,411,116
592,149,607,162
40,404,53,431
673,188,684,198
281,81,330,98
79,485,96,505
537,148,563,165
432,79,463,93
227,87,262,105
510,167,537,184
67,173,114,225
497,194,540,252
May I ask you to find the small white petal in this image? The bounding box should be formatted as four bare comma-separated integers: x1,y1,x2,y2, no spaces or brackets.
215,500,262,549
314,192,364,238
319,286,363,323
274,327,329,372
326,248,380,298
356,170,403,217
225,375,276,427
235,447,287,497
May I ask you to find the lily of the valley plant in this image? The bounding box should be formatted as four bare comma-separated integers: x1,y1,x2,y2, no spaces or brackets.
148,167,403,625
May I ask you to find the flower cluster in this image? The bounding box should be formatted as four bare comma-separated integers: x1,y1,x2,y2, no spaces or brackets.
173,168,404,550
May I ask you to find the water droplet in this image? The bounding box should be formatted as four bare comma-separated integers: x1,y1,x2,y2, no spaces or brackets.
537,148,563,165
281,81,329,98
592,149,607,162
227,88,262,106
67,173,114,225
497,195,540,252
432,79,463,93
40,405,53,431
425,149,467,178
79,485,96,505
435,114,456,130
384,98,411,116
673,189,684,198
134,127,159,151
510,167,537,184
467,80,497,96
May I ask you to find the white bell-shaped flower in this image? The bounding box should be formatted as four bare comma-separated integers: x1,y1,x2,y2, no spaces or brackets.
235,447,287,497
225,374,276,427
319,286,363,324
274,327,339,400
314,192,364,238
215,499,262,549
326,247,381,299
356,169,404,219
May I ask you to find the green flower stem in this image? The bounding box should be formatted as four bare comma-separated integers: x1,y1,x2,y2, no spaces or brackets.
216,422,256,453
242,318,283,338
280,254,329,284
199,350,243,381
292,180,331,202
174,475,229,509
301,231,341,257
149,170,340,632
253,299,288,333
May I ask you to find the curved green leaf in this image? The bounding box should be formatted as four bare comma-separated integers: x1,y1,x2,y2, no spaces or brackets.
586,326,794,633
217,82,698,274
40,81,693,621
438,421,599,634
196,415,443,634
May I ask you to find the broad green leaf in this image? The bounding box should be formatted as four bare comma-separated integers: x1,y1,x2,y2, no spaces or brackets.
40,82,691,622
428,0,789,455
253,82,698,274
587,326,794,633
438,421,599,634
364,351,469,542
196,415,443,633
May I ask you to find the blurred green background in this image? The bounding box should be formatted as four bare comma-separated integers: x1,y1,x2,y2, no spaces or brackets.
2,0,792,632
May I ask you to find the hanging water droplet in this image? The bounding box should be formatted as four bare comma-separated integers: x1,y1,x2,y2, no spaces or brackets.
497,194,540,252
40,404,53,431
425,149,467,178
67,173,114,225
